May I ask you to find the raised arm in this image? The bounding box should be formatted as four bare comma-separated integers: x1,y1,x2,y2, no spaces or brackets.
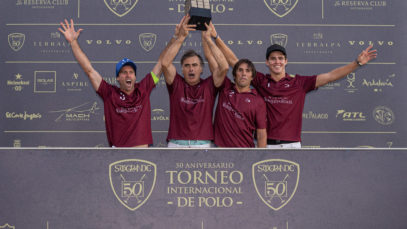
315,45,377,88
58,19,102,91
202,22,229,87
208,23,239,68
161,15,196,85
151,21,182,78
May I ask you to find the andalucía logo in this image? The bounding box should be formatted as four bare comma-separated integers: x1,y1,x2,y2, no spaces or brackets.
252,159,300,211
109,159,157,211
104,0,139,17
264,0,299,18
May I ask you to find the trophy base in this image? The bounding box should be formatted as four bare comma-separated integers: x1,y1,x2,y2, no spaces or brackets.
188,8,212,31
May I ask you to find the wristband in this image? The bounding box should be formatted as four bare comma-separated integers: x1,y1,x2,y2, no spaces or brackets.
355,59,363,67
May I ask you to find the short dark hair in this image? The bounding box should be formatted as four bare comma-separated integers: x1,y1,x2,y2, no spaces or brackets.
180,49,204,67
232,59,256,78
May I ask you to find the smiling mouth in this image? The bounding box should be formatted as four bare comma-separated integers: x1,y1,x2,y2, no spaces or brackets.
125,80,132,85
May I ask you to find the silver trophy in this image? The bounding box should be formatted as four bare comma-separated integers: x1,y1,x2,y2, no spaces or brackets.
185,0,211,31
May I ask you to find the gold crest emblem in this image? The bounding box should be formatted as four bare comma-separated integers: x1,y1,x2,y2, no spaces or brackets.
109,159,156,211
0,224,15,229
104,0,139,17
270,33,288,47
8,33,25,51
139,33,157,52
264,0,299,18
252,159,300,211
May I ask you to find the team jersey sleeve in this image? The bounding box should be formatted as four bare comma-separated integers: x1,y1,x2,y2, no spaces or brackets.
255,94,267,130
139,72,157,94
166,72,181,94
96,79,111,100
251,71,265,89
298,74,318,93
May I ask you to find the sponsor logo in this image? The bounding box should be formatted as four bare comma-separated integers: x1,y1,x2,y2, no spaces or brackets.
61,73,89,92
14,139,22,147
362,73,395,92
252,159,300,211
169,0,235,14
296,32,342,55
139,33,157,52
321,81,341,90
16,0,69,9
373,106,394,125
302,111,329,120
264,96,293,105
180,96,205,105
8,33,25,51
333,0,388,11
104,0,139,17
336,109,366,121
264,0,299,17
109,159,156,211
49,102,100,122
270,33,288,47
222,102,244,120
344,73,358,93
348,40,394,47
151,108,169,121
33,32,70,54
34,71,56,93
5,111,42,120
7,73,30,92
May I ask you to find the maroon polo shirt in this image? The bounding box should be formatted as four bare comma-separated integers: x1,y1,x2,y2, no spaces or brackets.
97,73,155,147
166,73,218,141
252,72,317,142
214,77,267,147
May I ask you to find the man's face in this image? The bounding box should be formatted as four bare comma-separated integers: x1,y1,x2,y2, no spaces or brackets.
234,62,253,89
116,65,136,94
266,51,287,75
182,56,202,86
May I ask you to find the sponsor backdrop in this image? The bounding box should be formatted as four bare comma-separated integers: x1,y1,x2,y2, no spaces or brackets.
0,148,407,229
0,0,406,147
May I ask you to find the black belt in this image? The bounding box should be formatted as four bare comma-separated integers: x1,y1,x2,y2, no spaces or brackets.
267,139,297,145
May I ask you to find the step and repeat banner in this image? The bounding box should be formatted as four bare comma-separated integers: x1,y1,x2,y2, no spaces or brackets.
0,0,406,147
0,148,406,229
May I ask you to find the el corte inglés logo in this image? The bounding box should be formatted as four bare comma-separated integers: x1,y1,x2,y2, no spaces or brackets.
252,159,300,211
109,159,156,211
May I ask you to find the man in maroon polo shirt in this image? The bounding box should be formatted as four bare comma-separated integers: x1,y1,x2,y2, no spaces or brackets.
162,16,228,148
59,19,171,147
211,59,267,147
207,25,377,148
